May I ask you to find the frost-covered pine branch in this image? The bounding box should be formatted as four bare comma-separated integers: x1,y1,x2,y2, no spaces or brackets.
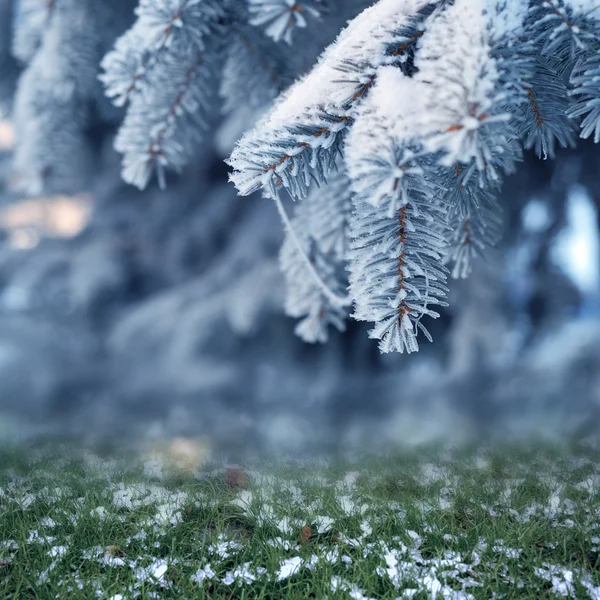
280,168,351,343
9,0,135,194
570,48,600,142
227,0,435,199
228,0,600,354
100,0,227,189
345,77,449,353
100,0,355,189
441,166,503,280
3,0,600,355
567,1,600,143
248,0,326,44
528,0,599,60
523,0,599,155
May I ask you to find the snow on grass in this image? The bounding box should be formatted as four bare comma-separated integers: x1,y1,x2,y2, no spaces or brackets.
1,442,600,598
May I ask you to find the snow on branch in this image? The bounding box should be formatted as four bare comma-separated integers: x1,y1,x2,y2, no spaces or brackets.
348,174,449,354
411,0,514,178
345,67,427,214
345,69,448,354
528,0,600,60
100,0,223,107
228,0,435,200
280,169,351,343
228,0,530,353
570,44,600,142
101,0,226,189
441,165,503,280
113,47,220,190
11,0,132,194
248,0,326,44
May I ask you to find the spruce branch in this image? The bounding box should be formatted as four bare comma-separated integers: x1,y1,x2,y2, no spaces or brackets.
100,0,224,108
11,0,134,194
248,0,326,44
274,190,352,310
440,165,503,280
569,44,600,142
345,68,448,353
348,184,449,355
102,0,227,188
519,58,577,158
228,0,435,200
101,0,317,188
529,0,599,60
7,0,600,357
114,47,221,189
280,169,352,343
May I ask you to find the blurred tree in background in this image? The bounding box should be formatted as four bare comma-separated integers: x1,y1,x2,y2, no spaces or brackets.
0,0,599,452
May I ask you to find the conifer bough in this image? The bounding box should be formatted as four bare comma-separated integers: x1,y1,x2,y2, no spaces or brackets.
229,0,600,354
4,0,600,356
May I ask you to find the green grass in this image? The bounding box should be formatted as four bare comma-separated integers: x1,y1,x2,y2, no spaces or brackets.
1,440,600,599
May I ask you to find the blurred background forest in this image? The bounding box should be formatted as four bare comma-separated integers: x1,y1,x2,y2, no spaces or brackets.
1,0,599,455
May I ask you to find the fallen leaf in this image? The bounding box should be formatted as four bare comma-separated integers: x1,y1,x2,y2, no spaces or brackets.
299,525,312,544
226,467,248,488
106,545,123,557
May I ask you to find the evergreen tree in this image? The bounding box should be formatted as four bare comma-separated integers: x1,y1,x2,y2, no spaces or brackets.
0,0,599,445
229,0,600,354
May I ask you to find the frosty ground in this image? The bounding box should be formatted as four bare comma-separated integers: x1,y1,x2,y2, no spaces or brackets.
2,441,600,599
